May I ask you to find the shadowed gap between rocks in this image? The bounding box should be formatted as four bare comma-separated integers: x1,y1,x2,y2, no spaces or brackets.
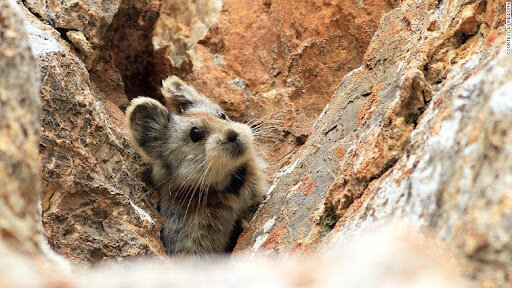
106,0,202,112
109,3,171,109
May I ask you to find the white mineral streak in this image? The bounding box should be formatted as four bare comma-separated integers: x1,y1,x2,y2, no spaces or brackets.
25,22,63,56
130,200,155,225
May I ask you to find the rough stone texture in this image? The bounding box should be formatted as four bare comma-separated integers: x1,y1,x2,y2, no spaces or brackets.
20,7,165,263
236,0,511,286
0,0,42,255
153,0,396,173
0,5,470,281
23,0,163,106
17,0,396,264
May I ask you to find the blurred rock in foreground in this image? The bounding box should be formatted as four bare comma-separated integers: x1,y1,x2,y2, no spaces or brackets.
1,224,468,287
0,0,42,255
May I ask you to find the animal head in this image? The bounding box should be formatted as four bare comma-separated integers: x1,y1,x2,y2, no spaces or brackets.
126,76,255,188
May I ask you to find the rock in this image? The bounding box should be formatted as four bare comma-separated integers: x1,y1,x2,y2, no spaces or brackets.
23,0,163,107
153,0,396,173
0,0,42,255
16,0,397,263
152,0,223,69
21,8,165,262
20,0,397,174
0,0,72,275
0,4,469,283
0,225,468,287
22,0,119,69
236,0,512,286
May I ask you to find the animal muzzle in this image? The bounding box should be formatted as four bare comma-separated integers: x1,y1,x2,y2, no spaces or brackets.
225,130,245,157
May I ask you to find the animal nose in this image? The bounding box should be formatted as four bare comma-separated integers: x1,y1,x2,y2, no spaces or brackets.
226,130,238,142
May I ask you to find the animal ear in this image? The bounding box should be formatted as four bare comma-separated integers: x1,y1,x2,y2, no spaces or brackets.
161,75,213,113
126,97,172,162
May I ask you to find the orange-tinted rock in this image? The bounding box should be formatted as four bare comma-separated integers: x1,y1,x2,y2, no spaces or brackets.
335,145,345,158
153,0,396,173
21,9,165,263
237,1,512,286
16,0,396,262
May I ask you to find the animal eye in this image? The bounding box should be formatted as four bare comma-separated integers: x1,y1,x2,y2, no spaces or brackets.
189,127,204,142
218,112,227,120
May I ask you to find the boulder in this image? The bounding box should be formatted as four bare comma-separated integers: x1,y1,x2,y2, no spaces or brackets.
21,8,165,262
237,0,512,286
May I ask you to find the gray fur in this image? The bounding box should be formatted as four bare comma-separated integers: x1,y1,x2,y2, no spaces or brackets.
126,76,265,255
162,76,222,115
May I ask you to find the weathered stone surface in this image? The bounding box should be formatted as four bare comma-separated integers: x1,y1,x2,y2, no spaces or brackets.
22,0,119,70
16,0,397,264
20,0,397,175
0,5,469,282
0,5,470,284
237,0,512,286
331,48,512,286
0,0,72,275
153,0,396,173
0,0,42,255
23,0,163,107
21,9,165,262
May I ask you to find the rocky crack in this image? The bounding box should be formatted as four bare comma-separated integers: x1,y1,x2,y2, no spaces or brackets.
106,0,170,108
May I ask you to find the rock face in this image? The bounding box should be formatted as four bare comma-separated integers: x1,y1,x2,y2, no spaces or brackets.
21,6,165,262
0,0,42,255
24,0,163,106
0,225,468,287
153,0,396,173
236,0,512,286
17,0,394,263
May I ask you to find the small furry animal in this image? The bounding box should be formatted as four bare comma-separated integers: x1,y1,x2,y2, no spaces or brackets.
126,76,266,254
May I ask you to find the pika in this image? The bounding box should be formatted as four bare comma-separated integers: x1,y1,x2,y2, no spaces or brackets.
126,76,266,254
